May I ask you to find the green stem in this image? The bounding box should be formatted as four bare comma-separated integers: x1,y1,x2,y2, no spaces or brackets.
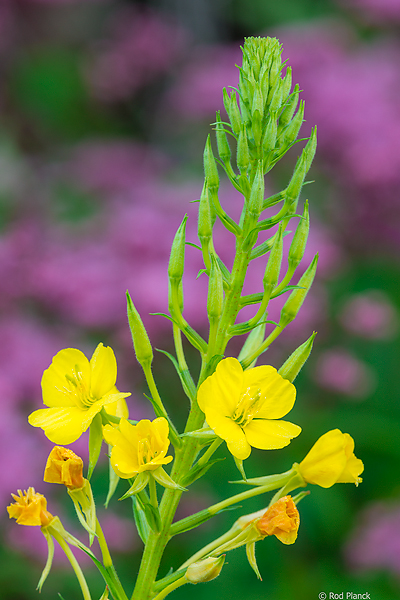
149,475,158,509
240,323,285,369
96,519,112,568
51,531,92,600
152,575,188,600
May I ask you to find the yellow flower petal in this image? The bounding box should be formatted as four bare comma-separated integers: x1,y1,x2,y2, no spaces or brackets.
244,419,302,450
28,407,89,445
41,348,91,408
299,429,364,488
106,417,173,477
198,357,243,416
89,343,117,399
243,366,296,419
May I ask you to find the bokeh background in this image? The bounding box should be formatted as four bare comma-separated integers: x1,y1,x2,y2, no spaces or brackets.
2,0,400,599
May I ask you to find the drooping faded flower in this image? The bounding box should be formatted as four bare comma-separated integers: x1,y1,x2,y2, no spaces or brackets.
257,495,300,545
197,357,301,459
103,417,173,478
7,487,54,527
299,429,364,488
44,446,85,490
28,343,130,444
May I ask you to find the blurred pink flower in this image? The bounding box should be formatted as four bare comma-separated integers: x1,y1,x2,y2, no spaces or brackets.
87,7,186,102
339,291,398,339
338,0,400,23
314,348,376,398
345,501,400,575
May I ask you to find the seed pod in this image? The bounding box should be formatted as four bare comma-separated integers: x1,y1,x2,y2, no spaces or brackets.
304,126,317,173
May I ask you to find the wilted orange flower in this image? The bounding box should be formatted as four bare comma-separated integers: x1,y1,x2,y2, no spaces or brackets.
257,495,299,545
44,446,85,490
7,487,54,527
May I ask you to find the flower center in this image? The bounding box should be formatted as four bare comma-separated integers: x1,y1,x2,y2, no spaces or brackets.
64,364,94,410
138,437,159,466
232,387,262,428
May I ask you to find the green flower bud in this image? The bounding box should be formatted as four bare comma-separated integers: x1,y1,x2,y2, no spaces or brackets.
304,126,317,173
263,223,283,292
268,80,283,115
279,254,318,328
168,215,187,281
252,86,264,120
248,160,264,219
215,110,231,164
288,200,309,268
285,151,307,204
281,67,292,104
280,100,305,152
252,109,263,147
126,291,153,367
278,331,317,382
207,254,224,320
237,123,250,174
198,182,213,242
203,135,219,193
279,84,299,129
229,92,242,135
262,114,278,155
186,556,225,584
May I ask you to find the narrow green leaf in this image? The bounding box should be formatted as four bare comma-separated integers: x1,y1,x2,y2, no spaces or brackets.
88,412,103,480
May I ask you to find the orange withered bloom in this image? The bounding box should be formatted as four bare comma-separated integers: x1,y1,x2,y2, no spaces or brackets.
257,495,299,545
7,487,54,527
44,446,85,490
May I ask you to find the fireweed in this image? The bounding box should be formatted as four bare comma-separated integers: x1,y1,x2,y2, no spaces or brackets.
8,37,364,600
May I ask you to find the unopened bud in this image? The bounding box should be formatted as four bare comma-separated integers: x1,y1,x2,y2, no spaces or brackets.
207,254,224,320
304,126,317,173
279,254,318,328
280,100,305,152
285,151,307,204
215,110,231,164
252,86,264,120
186,555,225,584
288,200,309,268
168,215,187,281
198,182,213,241
263,223,283,292
223,89,241,136
203,136,219,193
279,84,299,128
237,123,250,174
262,115,278,155
126,291,153,366
281,67,292,104
278,331,317,382
268,79,282,114
248,161,264,218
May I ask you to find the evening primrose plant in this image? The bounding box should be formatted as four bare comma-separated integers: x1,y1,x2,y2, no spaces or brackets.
8,36,364,600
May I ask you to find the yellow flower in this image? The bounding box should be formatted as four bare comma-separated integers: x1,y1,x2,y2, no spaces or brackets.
299,429,364,488
103,417,173,478
256,495,300,545
7,487,54,527
197,357,301,459
28,343,131,444
44,446,85,490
